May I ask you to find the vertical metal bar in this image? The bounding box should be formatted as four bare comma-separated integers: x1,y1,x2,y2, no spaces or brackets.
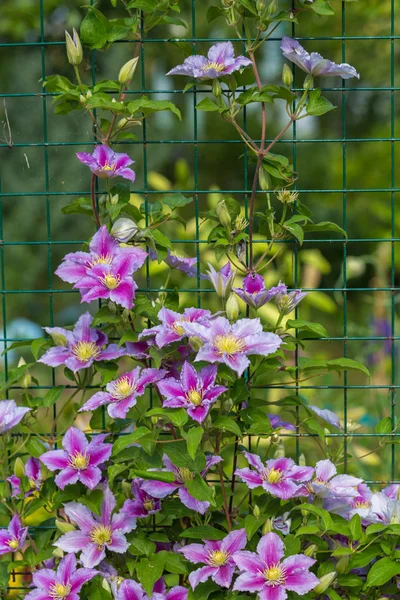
390,0,396,479
342,0,348,470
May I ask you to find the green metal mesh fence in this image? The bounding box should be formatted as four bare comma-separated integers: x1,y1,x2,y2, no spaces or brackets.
0,0,399,594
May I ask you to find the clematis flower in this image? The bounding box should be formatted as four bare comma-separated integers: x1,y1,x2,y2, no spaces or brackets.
325,483,373,520
307,405,342,430
167,42,252,80
268,415,296,432
235,452,314,500
24,552,97,600
234,274,287,310
309,459,362,499
0,399,30,434
76,144,136,182
276,288,307,315
183,317,282,377
272,513,291,536
164,251,197,277
40,427,112,490
80,367,165,419
141,454,222,515
25,457,43,492
115,578,188,600
139,307,212,349
0,515,28,555
152,583,188,600
281,36,360,79
55,486,137,568
56,226,147,309
122,478,162,518
363,492,400,526
179,528,247,589
206,262,236,299
7,475,21,498
383,484,400,500
157,362,227,423
233,532,319,600
39,311,125,373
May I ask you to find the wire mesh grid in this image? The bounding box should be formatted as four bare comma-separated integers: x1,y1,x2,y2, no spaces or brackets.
0,0,399,595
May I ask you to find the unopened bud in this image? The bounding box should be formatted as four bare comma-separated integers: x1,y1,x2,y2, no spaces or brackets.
101,579,112,594
256,0,264,12
14,458,25,479
304,73,314,90
18,357,31,389
189,336,204,352
108,301,117,314
226,293,240,321
215,199,231,230
212,79,222,97
223,398,234,412
262,518,273,534
324,428,331,446
266,0,277,16
304,544,317,557
56,520,75,534
121,480,132,498
313,572,337,594
79,94,87,105
53,547,64,558
110,194,119,206
258,167,271,191
282,64,293,87
270,433,279,444
111,218,139,243
118,57,139,85
336,555,349,574
48,332,67,347
65,29,83,66
298,452,306,467
253,504,261,518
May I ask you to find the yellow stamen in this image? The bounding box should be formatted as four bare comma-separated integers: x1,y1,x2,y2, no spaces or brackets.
187,389,203,406
90,253,113,267
72,341,101,363
176,468,195,483
7,539,19,550
102,162,115,171
143,498,155,511
69,451,89,470
263,468,282,484
214,334,246,356
89,524,112,548
263,564,286,586
208,550,229,567
202,62,226,73
108,375,135,400
49,583,72,600
171,319,189,336
100,273,121,290
354,500,370,509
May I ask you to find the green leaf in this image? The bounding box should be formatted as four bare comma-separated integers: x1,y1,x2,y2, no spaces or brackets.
188,582,219,600
185,473,214,504
206,5,223,22
160,551,188,574
0,562,10,589
326,358,370,377
151,229,172,249
349,514,362,541
162,193,193,208
136,554,165,596
307,89,336,116
348,545,381,570
163,443,205,471
92,306,122,327
183,427,204,460
365,557,400,588
86,580,113,600
146,407,188,427
286,319,328,339
112,427,152,456
61,196,93,217
294,504,333,531
31,337,49,360
195,98,220,112
95,361,119,385
376,416,393,434
244,514,264,540
26,437,45,458
131,469,176,483
128,97,181,120
127,0,157,10
303,221,347,238
213,416,242,438
42,385,65,408
283,222,304,245
180,526,226,540
310,0,335,15
130,535,156,557
80,7,110,50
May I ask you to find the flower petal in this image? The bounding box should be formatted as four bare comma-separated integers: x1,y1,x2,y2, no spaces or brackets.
221,528,247,555
188,566,216,590
257,532,285,568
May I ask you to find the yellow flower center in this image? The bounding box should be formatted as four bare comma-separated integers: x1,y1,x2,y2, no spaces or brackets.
89,524,113,548
7,538,19,550
100,273,121,290
202,62,226,73
49,583,72,600
91,253,113,266
102,162,115,171
187,389,203,406
108,376,135,400
69,451,89,470
214,334,246,356
355,500,370,509
176,467,195,483
208,550,229,567
143,498,155,511
263,468,283,484
72,341,101,363
171,319,189,336
263,565,286,586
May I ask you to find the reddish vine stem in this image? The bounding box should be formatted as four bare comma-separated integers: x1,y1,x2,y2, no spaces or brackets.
91,172,102,229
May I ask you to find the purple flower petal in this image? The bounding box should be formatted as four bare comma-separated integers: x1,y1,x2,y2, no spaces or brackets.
179,543,209,564
221,528,247,555
257,532,285,568
64,502,96,532
81,542,106,568
55,468,81,490
178,487,209,514
188,566,216,590
40,450,69,471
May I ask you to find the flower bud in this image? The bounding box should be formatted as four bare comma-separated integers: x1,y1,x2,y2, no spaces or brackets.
189,336,204,352
304,544,317,557
53,547,64,558
336,555,349,574
266,0,277,16
253,504,261,518
304,73,314,90
324,428,331,446
102,579,112,594
121,480,132,498
108,301,117,314
111,218,139,243
215,199,231,230
223,398,234,412
282,64,293,87
48,332,67,347
226,293,240,321
118,57,139,85
18,357,31,389
79,94,87,105
14,458,25,479
56,520,75,534
110,194,119,206
298,452,306,467
212,79,222,98
65,29,83,66
262,518,273,534
313,572,336,594
276,190,299,204
258,168,271,191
